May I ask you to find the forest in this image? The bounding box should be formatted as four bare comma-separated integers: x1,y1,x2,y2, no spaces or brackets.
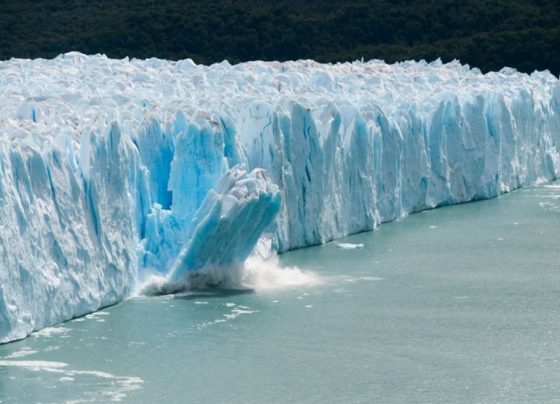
1,0,559,74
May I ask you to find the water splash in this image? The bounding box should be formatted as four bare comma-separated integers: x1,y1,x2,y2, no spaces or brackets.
138,253,321,295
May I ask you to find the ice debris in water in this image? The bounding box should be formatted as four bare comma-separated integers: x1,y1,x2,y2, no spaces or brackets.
336,243,365,249
0,53,559,342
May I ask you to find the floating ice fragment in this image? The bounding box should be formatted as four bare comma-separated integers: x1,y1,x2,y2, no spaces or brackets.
336,243,365,249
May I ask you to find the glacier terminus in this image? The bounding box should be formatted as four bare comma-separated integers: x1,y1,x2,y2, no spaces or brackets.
0,53,559,342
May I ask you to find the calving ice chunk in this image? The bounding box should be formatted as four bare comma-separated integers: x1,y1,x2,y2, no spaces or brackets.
0,52,559,342
141,166,281,295
167,167,281,282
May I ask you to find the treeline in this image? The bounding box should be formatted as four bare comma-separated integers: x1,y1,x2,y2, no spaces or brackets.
1,0,559,74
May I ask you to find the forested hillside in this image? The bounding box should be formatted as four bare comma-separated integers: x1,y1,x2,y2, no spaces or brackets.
1,0,559,74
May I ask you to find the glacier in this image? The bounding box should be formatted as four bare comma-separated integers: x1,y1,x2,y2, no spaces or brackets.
0,52,559,342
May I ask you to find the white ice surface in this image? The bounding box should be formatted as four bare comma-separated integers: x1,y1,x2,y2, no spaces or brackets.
0,53,559,342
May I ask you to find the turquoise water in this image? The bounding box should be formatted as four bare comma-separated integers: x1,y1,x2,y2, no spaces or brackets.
1,183,560,403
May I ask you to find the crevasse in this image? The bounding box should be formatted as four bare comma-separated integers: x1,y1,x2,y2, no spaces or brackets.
0,53,559,342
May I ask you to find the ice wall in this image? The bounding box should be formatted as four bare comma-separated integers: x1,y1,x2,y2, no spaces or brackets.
0,53,559,342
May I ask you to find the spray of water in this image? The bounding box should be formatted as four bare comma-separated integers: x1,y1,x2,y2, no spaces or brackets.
137,252,321,296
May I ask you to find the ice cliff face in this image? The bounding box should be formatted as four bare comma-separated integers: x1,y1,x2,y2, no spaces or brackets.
0,53,559,342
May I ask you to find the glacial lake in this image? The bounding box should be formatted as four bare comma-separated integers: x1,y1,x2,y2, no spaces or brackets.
1,182,560,403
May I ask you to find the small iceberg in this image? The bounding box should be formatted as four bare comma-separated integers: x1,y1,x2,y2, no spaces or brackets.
335,243,364,249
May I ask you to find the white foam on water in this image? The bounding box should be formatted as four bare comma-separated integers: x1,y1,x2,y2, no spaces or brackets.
196,304,259,329
0,360,68,369
224,308,257,320
240,255,322,291
139,253,321,294
32,326,70,338
84,311,110,320
0,359,143,402
3,347,37,359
